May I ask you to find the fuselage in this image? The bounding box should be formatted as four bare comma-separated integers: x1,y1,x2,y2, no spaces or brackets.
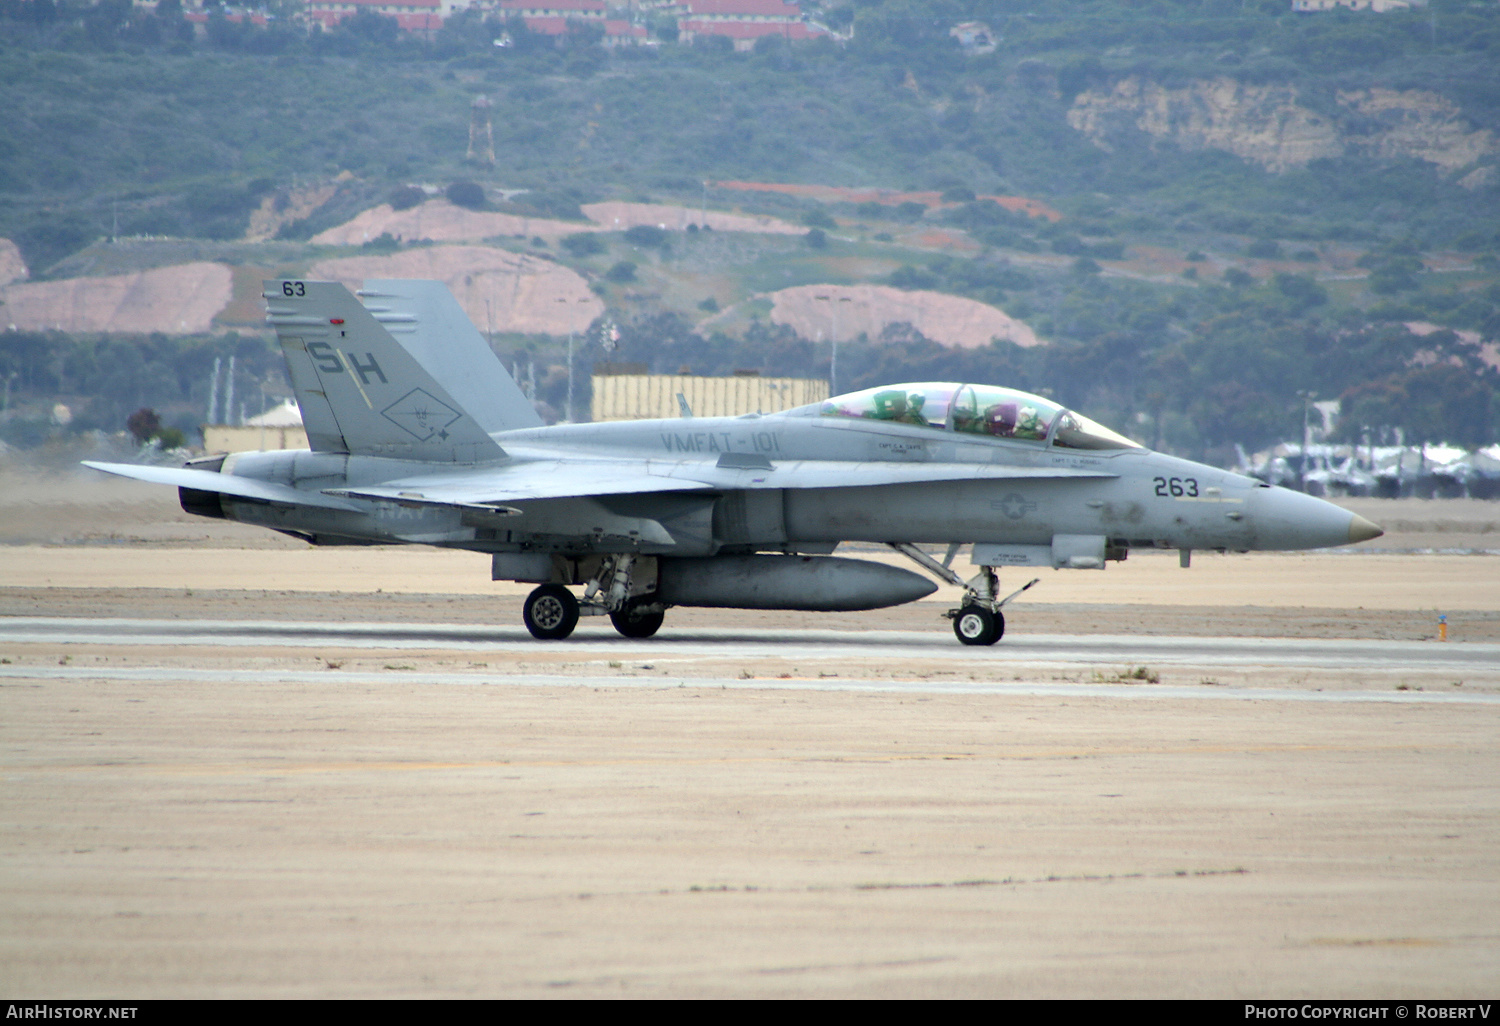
190,400,1375,559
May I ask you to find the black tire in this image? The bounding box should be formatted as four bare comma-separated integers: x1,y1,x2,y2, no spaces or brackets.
523,585,579,640
609,608,665,639
953,605,1003,646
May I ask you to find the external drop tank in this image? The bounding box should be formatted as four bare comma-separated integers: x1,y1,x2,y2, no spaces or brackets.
656,555,938,611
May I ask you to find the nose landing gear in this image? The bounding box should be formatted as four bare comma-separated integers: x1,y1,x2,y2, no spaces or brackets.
886,543,1037,647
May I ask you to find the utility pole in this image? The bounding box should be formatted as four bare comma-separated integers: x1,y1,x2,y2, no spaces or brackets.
225,355,236,427
814,293,853,395
207,356,221,425
1298,390,1316,493
556,296,591,422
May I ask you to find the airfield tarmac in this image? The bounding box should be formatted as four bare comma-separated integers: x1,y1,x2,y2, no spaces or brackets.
1,471,1498,997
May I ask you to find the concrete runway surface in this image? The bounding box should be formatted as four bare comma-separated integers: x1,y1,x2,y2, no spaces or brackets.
4,616,1500,685
3,611,1499,997
2,488,1499,997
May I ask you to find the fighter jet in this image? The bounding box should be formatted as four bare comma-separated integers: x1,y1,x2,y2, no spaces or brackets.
85,279,1383,645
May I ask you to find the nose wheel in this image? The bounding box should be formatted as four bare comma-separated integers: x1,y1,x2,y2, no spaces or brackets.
523,584,579,640
953,605,1004,646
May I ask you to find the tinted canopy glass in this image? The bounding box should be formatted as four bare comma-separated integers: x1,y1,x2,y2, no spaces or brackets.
951,385,1060,442
1050,410,1142,450
814,382,1142,450
818,383,956,429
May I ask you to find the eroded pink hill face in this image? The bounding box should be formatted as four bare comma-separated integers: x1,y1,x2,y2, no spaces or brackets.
0,239,27,287
310,199,802,248
309,246,602,336
0,262,232,334
768,284,1039,350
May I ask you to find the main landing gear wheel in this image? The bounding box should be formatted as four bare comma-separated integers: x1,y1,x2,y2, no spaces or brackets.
953,605,1004,646
609,608,664,639
523,584,579,640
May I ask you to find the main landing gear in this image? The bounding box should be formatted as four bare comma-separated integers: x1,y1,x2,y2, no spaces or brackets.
522,584,579,640
887,543,1038,647
609,606,664,638
522,555,667,641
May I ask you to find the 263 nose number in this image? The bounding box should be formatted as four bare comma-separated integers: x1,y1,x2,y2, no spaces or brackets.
1154,476,1199,498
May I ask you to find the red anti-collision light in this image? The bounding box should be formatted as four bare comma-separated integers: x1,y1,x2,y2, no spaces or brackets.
330,318,345,324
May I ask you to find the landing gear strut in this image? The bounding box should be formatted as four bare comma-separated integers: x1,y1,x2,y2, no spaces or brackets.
887,542,1038,647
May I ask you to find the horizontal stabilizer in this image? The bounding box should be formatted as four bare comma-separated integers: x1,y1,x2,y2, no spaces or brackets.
83,461,364,512
326,489,522,518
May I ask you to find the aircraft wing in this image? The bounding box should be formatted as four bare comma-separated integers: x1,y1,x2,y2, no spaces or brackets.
323,458,1115,508
679,460,1117,490
325,460,721,507
82,461,365,512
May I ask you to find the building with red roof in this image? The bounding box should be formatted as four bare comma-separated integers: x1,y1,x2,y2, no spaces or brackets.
684,0,802,17
488,1,645,45
303,0,446,33
603,19,648,45
674,0,826,50
182,0,794,45
181,6,270,34
494,0,606,21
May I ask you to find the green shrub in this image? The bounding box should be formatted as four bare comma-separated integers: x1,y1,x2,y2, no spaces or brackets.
560,233,604,257
623,225,669,248
446,181,486,209
388,185,426,211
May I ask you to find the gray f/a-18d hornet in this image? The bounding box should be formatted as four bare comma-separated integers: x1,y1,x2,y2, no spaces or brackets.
86,279,1383,645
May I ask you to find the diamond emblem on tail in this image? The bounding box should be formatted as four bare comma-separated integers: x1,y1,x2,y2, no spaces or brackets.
381,388,462,442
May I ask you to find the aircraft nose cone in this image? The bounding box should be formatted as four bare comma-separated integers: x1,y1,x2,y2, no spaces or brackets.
1247,487,1387,551
1348,514,1383,544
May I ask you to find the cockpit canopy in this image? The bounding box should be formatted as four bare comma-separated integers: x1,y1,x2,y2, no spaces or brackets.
804,382,1142,451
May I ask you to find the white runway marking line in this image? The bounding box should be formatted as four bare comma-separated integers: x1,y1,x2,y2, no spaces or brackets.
2,617,1498,675
2,664,1499,703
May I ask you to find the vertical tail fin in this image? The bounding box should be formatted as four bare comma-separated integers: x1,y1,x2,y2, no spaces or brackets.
357,279,543,435
263,279,505,462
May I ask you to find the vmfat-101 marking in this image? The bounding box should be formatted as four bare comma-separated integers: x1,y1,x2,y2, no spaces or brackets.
658,430,781,454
